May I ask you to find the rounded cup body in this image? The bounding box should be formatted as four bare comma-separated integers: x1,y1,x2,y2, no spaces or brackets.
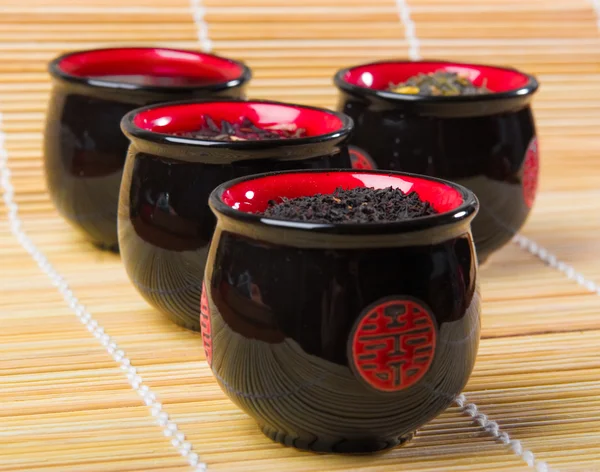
119,101,353,330
335,60,539,264
44,47,250,249
203,170,481,453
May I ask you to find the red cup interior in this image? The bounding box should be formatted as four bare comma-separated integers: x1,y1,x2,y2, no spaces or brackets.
342,61,531,93
133,101,346,138
58,48,244,83
221,171,464,216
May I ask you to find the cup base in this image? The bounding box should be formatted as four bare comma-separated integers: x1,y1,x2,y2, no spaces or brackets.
167,314,200,332
92,241,120,254
477,253,492,268
476,249,490,266
261,424,415,454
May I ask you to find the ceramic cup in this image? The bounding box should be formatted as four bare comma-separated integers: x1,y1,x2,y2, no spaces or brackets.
334,60,539,264
203,169,481,453
119,100,353,331
44,47,251,250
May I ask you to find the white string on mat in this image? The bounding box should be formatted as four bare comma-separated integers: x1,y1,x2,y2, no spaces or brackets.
480,198,598,296
392,2,561,471
190,0,213,53
514,234,600,295
588,0,600,31
454,395,554,472
0,114,208,472
395,0,421,61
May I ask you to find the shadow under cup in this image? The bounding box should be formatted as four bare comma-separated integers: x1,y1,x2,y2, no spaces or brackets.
118,100,353,331
44,47,250,250
334,60,539,264
203,170,481,453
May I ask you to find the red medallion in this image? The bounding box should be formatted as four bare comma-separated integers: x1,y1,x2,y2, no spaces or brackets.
350,297,436,392
349,145,377,170
200,282,213,367
522,136,539,209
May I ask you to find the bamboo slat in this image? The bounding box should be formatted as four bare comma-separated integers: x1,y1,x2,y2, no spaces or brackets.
1,0,600,470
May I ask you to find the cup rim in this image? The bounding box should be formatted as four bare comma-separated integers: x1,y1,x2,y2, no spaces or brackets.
209,169,479,235
48,47,252,94
334,59,539,105
120,99,354,150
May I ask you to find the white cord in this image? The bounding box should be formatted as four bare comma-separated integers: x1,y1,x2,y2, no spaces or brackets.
395,0,421,60
391,1,562,469
0,114,208,472
455,395,554,472
588,0,600,31
190,0,213,52
514,234,600,295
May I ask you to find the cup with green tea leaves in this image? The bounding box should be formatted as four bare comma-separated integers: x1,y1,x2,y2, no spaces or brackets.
334,60,539,264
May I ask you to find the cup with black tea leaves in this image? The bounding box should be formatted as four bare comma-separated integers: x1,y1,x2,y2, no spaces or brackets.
334,60,539,264
202,169,481,453
44,47,251,250
118,100,353,330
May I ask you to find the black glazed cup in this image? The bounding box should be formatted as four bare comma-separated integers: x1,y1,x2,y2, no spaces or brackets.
44,47,251,250
334,60,539,264
203,169,481,453
118,100,353,331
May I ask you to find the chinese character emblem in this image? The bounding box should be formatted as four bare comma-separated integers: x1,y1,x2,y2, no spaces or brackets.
349,297,437,392
200,282,213,367
522,136,539,209
349,145,377,170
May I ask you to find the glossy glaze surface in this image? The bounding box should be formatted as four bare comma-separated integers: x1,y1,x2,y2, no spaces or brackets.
119,101,353,331
334,60,539,263
44,47,250,249
203,170,481,453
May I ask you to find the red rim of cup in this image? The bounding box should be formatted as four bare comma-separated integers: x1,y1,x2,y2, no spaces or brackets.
335,60,538,101
334,60,538,119
210,169,479,234
121,99,354,147
49,47,251,92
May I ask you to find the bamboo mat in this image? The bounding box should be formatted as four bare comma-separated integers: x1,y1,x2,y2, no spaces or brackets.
1,0,600,471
